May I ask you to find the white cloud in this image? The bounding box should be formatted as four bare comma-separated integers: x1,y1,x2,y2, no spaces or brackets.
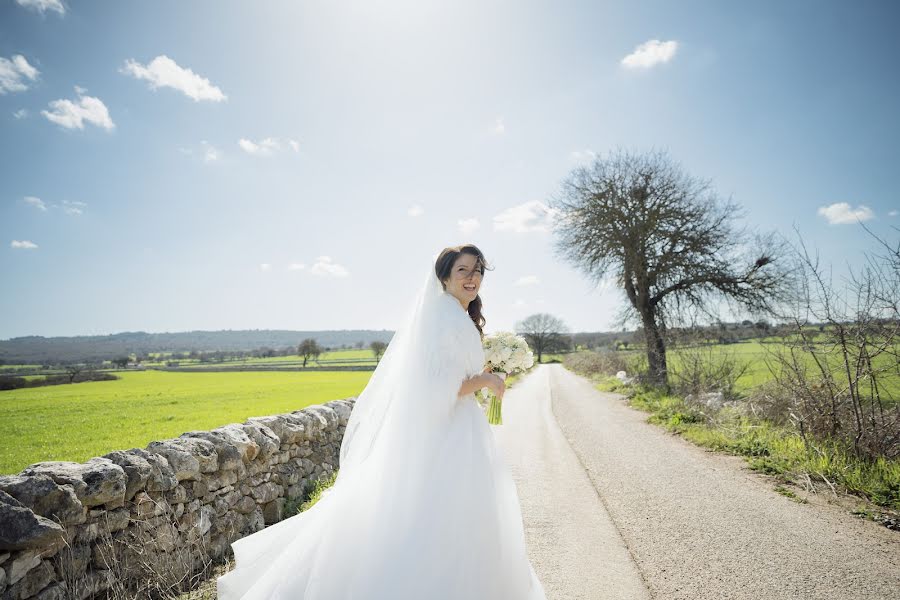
621,39,679,69
238,137,298,157
817,202,874,225
11,240,38,249
311,256,349,278
24,196,46,211
493,201,558,233
515,275,540,286
181,141,222,163
458,217,480,234
23,196,86,214
260,263,272,271
570,149,597,165
201,141,220,163
60,200,86,215
287,263,306,271
239,137,279,156
0,54,40,94
513,298,526,307
15,0,65,15
408,204,424,217
889,210,898,217
121,55,226,102
492,117,505,135
42,87,114,131
13,108,28,119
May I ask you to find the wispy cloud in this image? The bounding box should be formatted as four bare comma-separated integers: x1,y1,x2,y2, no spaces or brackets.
458,217,480,234
287,263,306,271
122,55,226,102
491,116,505,135
180,141,222,163
13,108,29,119
621,39,678,69
15,0,65,16
238,137,298,157
515,275,540,286
260,263,272,271
22,196,87,214
201,141,220,163
24,196,47,211
59,200,86,215
0,54,40,94
889,210,898,217
239,137,279,156
817,202,874,225
310,256,349,277
408,204,424,217
11,240,38,249
493,201,557,233
42,87,114,131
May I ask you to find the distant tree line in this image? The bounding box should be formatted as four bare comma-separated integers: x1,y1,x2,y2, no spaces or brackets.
0,329,395,366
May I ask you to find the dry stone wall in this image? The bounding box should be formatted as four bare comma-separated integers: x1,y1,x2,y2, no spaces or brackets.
0,397,356,600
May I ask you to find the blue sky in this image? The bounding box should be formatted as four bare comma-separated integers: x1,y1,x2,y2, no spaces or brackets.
1,0,898,339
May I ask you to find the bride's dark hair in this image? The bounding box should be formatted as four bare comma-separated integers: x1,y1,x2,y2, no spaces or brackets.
435,244,493,338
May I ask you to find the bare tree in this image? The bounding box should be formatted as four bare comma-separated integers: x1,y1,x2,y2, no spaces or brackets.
111,356,130,369
759,224,900,459
64,364,83,384
515,313,571,362
551,148,788,387
297,338,321,368
370,340,387,363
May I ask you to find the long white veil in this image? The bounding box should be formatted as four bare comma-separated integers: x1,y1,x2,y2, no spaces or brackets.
337,256,471,483
217,255,548,599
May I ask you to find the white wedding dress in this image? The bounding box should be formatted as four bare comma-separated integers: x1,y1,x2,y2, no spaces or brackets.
217,264,546,600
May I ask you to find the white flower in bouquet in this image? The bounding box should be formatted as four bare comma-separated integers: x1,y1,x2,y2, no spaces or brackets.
479,332,535,424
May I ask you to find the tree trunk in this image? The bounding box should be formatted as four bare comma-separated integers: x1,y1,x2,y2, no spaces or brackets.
641,311,669,389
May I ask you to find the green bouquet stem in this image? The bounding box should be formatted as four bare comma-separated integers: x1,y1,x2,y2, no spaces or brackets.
485,370,507,425
487,392,503,425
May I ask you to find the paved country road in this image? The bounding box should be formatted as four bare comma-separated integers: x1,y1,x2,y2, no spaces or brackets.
493,364,900,600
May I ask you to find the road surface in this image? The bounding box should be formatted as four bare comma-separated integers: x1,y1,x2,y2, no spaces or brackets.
492,364,900,600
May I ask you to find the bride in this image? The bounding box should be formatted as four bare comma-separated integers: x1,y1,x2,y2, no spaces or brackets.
217,244,547,599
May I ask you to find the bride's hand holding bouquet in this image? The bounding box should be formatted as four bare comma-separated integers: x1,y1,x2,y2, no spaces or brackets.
478,332,535,425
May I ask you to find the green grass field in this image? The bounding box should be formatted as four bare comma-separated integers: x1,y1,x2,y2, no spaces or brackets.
4,338,895,476
0,370,371,475
142,349,379,368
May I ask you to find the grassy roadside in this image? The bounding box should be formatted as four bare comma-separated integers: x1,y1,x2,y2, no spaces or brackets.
577,368,900,530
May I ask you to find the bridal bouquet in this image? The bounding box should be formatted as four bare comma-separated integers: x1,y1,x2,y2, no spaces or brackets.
479,332,535,425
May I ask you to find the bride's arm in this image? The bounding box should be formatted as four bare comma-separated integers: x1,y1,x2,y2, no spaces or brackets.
458,373,489,396
458,371,505,398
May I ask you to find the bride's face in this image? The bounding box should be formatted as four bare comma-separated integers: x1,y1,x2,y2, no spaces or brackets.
443,253,483,308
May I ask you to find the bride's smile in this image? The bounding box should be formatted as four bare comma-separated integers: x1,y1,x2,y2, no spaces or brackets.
442,253,485,310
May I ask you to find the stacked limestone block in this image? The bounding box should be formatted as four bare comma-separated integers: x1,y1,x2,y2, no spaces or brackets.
0,397,355,600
